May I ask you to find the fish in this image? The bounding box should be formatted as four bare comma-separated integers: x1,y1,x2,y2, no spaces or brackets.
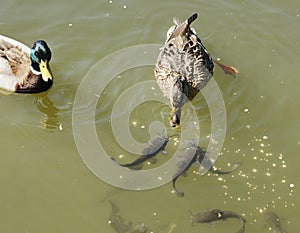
114,134,176,169
172,145,242,196
108,200,132,233
108,200,147,233
190,209,246,233
172,144,199,197
197,146,242,175
263,210,287,233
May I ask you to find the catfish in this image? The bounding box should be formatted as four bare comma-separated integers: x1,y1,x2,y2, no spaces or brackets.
114,134,177,169
172,145,242,196
190,209,246,233
263,210,287,233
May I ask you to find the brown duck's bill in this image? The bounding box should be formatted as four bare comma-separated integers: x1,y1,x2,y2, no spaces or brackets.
213,59,239,78
170,108,181,127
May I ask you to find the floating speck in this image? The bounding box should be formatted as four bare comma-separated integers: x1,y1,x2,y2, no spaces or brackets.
59,124,63,131
118,154,124,159
68,23,73,27
252,168,257,173
243,108,249,113
117,75,122,79
109,0,112,3
119,175,123,179
123,5,127,8
290,183,295,188
151,86,155,90
141,125,145,129
262,135,268,140
266,172,271,176
158,177,162,180
132,121,137,126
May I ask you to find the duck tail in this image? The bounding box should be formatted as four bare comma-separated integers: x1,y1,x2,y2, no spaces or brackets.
187,13,198,25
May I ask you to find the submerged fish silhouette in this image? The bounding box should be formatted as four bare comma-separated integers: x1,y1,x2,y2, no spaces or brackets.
108,200,147,233
263,210,287,233
113,134,177,169
190,209,246,233
172,145,242,196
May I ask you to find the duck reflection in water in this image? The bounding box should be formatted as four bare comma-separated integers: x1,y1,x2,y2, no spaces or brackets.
34,93,61,130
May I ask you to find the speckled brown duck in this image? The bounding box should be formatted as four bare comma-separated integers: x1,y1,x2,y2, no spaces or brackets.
154,13,238,127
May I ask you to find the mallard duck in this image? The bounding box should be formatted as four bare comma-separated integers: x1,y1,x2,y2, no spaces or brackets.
154,13,214,127
0,35,53,94
155,13,238,127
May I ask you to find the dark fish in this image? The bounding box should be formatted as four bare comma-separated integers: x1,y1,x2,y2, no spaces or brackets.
108,200,132,233
172,145,242,196
108,200,147,233
263,210,286,233
115,134,176,169
190,209,246,233
197,146,242,175
172,145,198,197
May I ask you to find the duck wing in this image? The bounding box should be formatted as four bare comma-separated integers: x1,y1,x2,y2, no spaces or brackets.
155,14,214,101
0,35,31,86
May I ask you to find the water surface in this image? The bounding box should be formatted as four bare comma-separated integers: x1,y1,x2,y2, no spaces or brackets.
0,0,299,232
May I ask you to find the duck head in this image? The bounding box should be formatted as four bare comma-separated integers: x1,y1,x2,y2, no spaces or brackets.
170,77,188,127
30,40,53,82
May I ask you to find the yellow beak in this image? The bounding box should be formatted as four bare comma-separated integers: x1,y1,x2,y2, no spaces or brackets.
39,60,53,82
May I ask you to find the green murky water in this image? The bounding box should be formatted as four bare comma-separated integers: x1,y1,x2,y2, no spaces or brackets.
1,0,299,232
